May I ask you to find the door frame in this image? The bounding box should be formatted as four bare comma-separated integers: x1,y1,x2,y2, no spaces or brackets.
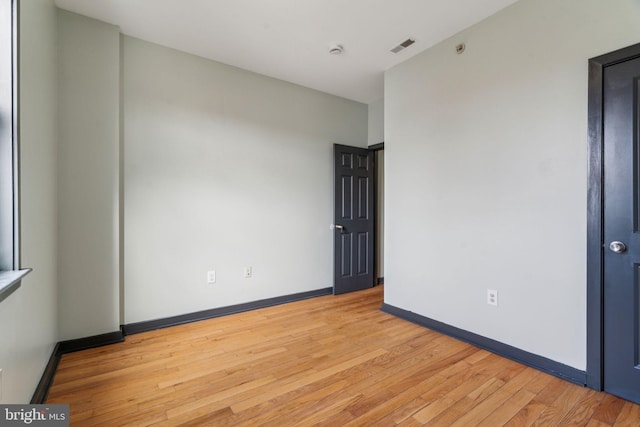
369,142,384,286
587,42,640,391
332,143,384,294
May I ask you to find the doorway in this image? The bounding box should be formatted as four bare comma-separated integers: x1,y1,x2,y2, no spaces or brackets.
587,42,640,404
332,143,384,294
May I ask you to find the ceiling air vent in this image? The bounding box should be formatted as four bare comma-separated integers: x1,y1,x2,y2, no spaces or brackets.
390,38,416,54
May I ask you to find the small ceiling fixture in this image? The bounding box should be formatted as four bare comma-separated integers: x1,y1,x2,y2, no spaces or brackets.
390,38,416,54
456,43,466,54
329,44,344,55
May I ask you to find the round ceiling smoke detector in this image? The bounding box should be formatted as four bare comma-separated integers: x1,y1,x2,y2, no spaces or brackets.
329,44,344,55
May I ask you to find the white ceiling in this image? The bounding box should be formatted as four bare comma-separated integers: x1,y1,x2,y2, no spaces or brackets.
54,0,520,104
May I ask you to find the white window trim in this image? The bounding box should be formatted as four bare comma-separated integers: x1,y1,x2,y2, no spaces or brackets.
0,0,30,303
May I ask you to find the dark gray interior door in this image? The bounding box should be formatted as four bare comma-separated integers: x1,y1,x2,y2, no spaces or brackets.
603,55,640,404
333,144,374,295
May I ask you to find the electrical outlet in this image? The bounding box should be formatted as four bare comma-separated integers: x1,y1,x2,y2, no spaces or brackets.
207,270,216,284
487,289,498,307
244,266,252,278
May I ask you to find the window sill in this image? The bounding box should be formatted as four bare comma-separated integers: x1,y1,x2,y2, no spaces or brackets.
0,268,32,303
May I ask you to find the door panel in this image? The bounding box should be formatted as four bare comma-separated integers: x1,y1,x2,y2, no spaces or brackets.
358,177,369,219
603,56,640,404
340,234,352,277
334,144,374,294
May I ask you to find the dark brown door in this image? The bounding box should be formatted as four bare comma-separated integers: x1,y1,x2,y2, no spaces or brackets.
602,55,640,404
333,144,374,295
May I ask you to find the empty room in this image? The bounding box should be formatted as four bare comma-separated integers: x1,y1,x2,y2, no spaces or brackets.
1,0,640,425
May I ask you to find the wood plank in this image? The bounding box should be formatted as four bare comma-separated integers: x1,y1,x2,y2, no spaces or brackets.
503,400,548,427
412,374,499,424
592,393,628,425
531,382,591,426
477,388,536,427
559,389,606,426
614,401,640,426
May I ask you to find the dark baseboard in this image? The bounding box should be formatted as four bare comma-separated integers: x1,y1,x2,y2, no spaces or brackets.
376,277,384,285
123,287,333,335
30,343,61,404
381,303,587,387
31,329,125,404
58,329,125,354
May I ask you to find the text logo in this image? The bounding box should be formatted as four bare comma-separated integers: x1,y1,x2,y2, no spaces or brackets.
0,405,69,426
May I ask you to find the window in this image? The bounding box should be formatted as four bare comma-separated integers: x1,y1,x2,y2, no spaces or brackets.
0,0,29,303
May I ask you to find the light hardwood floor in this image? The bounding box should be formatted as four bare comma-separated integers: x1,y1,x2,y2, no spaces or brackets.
47,286,640,426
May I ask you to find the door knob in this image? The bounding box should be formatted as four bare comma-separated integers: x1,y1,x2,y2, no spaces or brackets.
609,241,627,253
334,224,345,231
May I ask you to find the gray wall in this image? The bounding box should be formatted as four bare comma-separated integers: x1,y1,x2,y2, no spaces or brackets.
0,0,58,403
368,99,384,146
385,0,640,370
123,37,367,323
57,10,121,340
